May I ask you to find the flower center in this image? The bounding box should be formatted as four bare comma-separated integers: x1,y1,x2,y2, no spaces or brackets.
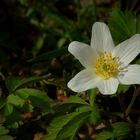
95,52,120,79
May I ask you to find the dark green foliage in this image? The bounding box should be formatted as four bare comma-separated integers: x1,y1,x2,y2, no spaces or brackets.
0,0,140,139
109,10,139,44
0,116,14,140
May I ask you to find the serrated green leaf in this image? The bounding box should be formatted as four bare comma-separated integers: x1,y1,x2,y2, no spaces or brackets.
68,96,88,105
112,122,134,137
5,76,44,93
41,111,90,140
7,94,25,107
16,88,52,112
15,89,29,100
95,131,113,140
57,112,89,139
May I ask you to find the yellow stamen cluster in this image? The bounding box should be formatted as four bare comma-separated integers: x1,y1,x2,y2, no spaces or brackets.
95,52,119,79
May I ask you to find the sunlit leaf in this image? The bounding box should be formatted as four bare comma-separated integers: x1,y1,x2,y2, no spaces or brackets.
7,94,25,107
57,112,89,139
95,131,113,140
41,110,90,140
68,96,88,105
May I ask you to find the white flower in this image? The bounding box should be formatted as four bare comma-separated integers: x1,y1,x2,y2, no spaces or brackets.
67,22,140,95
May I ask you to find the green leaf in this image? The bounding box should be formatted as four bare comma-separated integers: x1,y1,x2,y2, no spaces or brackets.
28,47,68,63
87,89,96,106
89,104,101,124
0,126,9,135
15,89,29,100
22,103,33,112
76,105,92,112
0,120,13,139
117,85,130,94
109,10,137,43
57,37,67,48
5,108,21,127
41,111,90,140
7,122,19,129
34,34,46,52
4,104,13,116
53,103,77,116
95,131,113,140
68,96,88,105
112,122,134,138
0,135,13,140
16,88,52,112
5,76,44,93
7,94,25,107
57,112,89,139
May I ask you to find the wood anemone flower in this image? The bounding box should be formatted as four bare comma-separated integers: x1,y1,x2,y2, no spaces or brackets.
67,22,140,95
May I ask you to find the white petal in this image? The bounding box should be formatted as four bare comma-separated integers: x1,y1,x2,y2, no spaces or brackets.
118,64,140,85
68,41,97,68
97,78,119,95
113,34,140,66
91,22,114,53
67,69,100,92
